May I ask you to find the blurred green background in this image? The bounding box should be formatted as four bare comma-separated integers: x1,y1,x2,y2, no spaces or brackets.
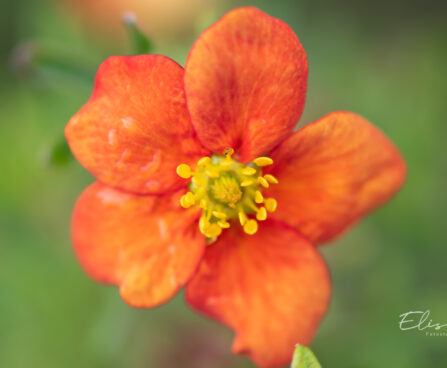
1,0,446,367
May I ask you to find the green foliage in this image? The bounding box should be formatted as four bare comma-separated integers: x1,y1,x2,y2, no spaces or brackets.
291,345,321,368
123,13,154,55
46,136,73,167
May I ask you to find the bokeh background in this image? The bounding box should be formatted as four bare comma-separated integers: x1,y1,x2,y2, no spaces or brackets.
1,0,446,367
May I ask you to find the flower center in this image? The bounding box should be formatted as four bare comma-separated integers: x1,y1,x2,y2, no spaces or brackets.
176,148,278,239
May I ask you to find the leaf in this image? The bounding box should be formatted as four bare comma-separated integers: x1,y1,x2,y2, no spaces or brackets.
123,12,153,55
10,41,97,85
46,137,73,167
291,345,322,368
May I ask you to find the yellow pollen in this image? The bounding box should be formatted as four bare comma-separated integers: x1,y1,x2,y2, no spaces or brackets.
176,150,278,239
244,219,258,235
256,207,267,221
264,198,278,212
240,179,255,187
218,220,230,228
212,211,227,219
258,176,269,188
264,174,279,184
206,168,220,178
197,157,211,166
176,164,192,179
254,190,264,204
253,157,273,167
241,167,256,176
238,211,247,226
211,176,242,204
224,148,234,157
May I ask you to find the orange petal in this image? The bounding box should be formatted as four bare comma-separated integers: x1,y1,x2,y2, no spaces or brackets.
72,182,205,307
184,7,308,162
186,220,330,368
66,55,207,195
265,111,407,244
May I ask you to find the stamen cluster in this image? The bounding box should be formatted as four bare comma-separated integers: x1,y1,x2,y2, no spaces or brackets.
176,149,278,239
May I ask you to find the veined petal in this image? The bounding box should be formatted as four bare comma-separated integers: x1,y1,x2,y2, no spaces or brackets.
184,7,308,162
66,55,207,195
186,220,330,368
265,111,407,244
72,182,205,307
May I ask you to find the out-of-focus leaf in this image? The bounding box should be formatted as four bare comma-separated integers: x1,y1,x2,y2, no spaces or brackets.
46,137,73,167
10,41,97,84
291,345,321,368
123,12,153,55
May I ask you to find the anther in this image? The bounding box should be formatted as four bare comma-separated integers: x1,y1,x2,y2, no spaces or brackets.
264,174,278,184
206,168,219,178
197,157,211,166
212,211,227,219
243,219,258,235
264,198,277,212
205,223,222,238
241,167,256,176
220,159,233,168
223,148,234,158
176,164,192,179
258,176,269,188
240,179,255,187
238,211,247,226
218,220,230,228
256,207,267,221
254,190,264,204
253,157,273,167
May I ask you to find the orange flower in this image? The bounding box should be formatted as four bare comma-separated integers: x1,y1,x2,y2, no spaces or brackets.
66,7,406,368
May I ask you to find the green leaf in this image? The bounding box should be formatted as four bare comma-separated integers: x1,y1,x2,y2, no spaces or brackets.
123,12,153,54
11,41,97,85
46,137,73,167
291,345,322,368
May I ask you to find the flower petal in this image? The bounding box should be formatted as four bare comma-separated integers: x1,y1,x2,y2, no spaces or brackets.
66,55,207,195
265,111,407,244
72,182,205,307
186,220,330,368
184,7,308,161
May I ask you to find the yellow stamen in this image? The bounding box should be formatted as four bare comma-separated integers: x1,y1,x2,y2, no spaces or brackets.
254,190,264,204
212,211,227,219
176,150,278,239
205,223,222,238
220,159,233,168
224,148,234,157
241,167,256,176
240,179,255,187
180,195,190,208
256,207,267,221
264,174,279,184
258,176,269,188
238,211,247,226
264,198,277,212
206,168,219,178
176,164,192,179
199,216,208,233
197,157,211,166
253,157,273,167
243,219,258,235
218,220,230,228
